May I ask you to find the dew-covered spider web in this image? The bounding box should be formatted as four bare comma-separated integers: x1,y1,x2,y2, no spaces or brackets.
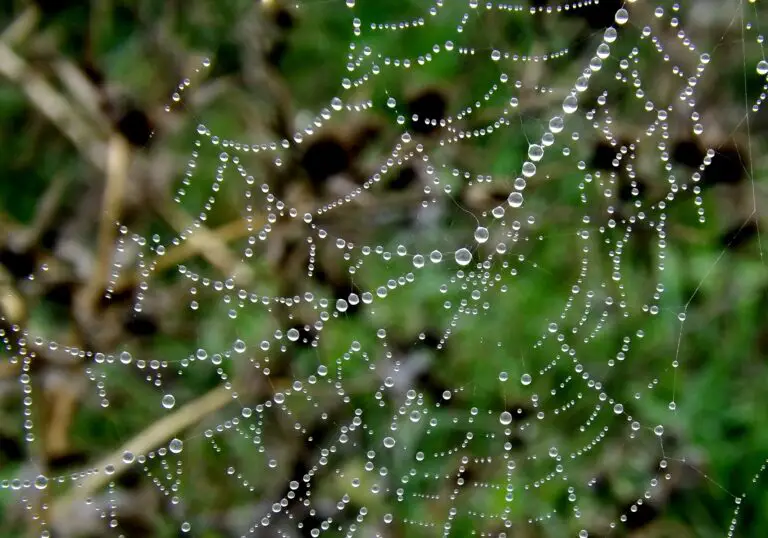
2,0,768,537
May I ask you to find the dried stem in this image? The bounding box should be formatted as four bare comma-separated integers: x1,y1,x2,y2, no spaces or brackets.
49,385,234,521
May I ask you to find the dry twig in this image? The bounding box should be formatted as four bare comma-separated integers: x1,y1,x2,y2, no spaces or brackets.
50,385,234,520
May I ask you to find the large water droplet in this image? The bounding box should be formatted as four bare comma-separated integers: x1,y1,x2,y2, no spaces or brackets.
169,438,184,454
474,227,489,244
563,94,578,114
455,248,472,266
508,192,524,208
528,144,544,162
162,394,176,409
549,116,564,133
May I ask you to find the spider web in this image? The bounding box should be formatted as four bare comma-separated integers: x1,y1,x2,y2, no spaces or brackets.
2,0,768,537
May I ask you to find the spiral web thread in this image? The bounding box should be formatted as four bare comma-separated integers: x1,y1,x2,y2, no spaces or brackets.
2,0,768,537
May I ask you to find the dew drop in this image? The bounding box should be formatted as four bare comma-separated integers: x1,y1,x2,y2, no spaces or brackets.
162,394,176,409
563,94,578,114
528,144,544,162
455,248,472,266
508,192,524,208
169,438,184,454
549,115,564,133
474,227,489,244
34,475,48,490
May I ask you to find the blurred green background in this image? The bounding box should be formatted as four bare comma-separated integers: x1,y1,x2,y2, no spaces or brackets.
0,0,767,537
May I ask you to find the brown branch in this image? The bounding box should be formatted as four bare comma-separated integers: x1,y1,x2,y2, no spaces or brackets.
49,384,234,521
0,6,39,46
156,203,255,284
113,216,258,295
0,41,107,169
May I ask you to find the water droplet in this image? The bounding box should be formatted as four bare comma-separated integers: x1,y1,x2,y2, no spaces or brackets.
522,161,537,177
758,60,768,75
563,94,578,114
169,438,184,454
528,144,544,162
474,227,489,244
383,436,396,448
521,373,532,385
234,339,247,353
615,8,629,25
549,115,564,133
654,425,664,436
499,411,512,425
455,248,472,266
162,394,176,409
508,192,524,208
613,403,624,414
